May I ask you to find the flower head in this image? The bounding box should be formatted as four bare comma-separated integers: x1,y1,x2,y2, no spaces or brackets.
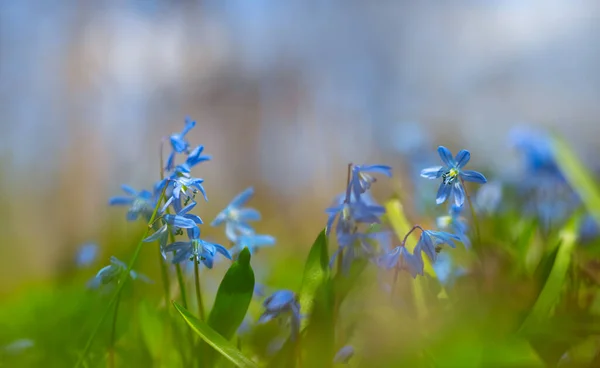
421,146,487,206
162,200,203,229
349,164,392,198
163,226,231,268
109,185,155,221
211,187,261,242
166,117,196,171
378,243,424,278
174,145,211,174
89,256,151,288
417,229,460,263
258,290,301,341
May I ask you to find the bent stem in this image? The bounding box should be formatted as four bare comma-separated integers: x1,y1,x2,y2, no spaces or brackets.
75,187,167,368
108,292,122,368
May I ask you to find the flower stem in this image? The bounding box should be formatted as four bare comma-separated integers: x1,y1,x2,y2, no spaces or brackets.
461,178,482,245
74,187,167,368
108,291,122,368
193,259,206,320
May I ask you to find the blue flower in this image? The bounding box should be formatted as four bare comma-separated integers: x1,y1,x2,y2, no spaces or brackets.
75,243,98,267
509,127,559,176
89,256,151,288
162,200,203,229
325,192,385,241
417,229,460,263
232,233,276,255
108,185,155,221
211,187,260,242
163,227,231,268
160,174,207,202
166,117,196,171
349,164,392,198
436,205,471,249
421,146,487,206
258,290,301,341
378,243,424,278
174,145,211,174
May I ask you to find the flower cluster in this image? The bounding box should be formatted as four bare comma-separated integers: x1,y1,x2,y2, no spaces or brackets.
325,164,392,272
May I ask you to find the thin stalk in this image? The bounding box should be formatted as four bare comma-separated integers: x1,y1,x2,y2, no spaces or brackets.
193,259,206,320
461,178,481,245
108,292,122,368
75,187,167,368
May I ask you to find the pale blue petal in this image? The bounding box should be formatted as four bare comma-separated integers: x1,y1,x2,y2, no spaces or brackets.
109,197,134,206
454,150,471,168
238,208,261,222
121,185,137,196
230,187,254,208
453,181,465,207
435,183,452,205
460,170,487,184
420,166,444,179
437,146,454,166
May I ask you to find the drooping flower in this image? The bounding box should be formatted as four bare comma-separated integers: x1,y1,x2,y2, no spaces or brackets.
421,146,487,206
416,229,461,263
162,200,203,229
349,164,392,198
108,185,156,221
174,145,211,174
378,242,424,278
166,117,196,171
211,187,261,242
89,256,151,288
258,290,301,341
163,226,231,268
437,205,471,249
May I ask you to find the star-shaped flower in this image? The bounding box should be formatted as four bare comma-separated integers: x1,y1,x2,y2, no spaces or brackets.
211,187,261,242
421,146,487,206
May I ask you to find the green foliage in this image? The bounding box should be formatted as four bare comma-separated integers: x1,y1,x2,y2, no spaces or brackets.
173,301,258,368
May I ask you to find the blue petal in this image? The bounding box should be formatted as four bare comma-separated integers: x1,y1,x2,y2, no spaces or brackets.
360,164,393,177
143,224,168,242
172,249,191,264
212,243,232,259
460,170,487,184
211,212,227,227
437,146,454,166
334,346,355,364
166,151,176,171
229,187,254,208
419,232,436,262
453,181,465,207
164,241,191,252
435,183,452,205
179,201,197,215
108,197,134,206
238,208,261,222
454,150,471,169
265,290,295,311
184,214,203,225
225,222,239,242
121,185,137,196
326,213,337,236
181,117,196,137
379,247,401,269
420,166,444,179
164,214,197,228
170,136,188,153
187,226,200,240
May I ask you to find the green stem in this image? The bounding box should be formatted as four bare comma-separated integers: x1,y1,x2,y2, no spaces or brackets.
75,187,167,368
108,292,122,368
461,178,482,246
193,259,206,320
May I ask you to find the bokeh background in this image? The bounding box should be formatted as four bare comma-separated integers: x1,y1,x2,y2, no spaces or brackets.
2,0,600,296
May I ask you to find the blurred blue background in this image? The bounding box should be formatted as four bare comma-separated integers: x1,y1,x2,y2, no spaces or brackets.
2,0,600,295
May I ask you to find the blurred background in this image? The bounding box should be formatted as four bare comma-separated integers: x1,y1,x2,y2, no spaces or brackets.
2,0,600,296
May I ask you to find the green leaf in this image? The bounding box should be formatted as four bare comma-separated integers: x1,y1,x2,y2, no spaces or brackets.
298,229,329,330
519,215,580,334
172,301,258,368
302,280,335,368
205,247,255,365
553,136,600,227
299,229,335,368
208,247,255,340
